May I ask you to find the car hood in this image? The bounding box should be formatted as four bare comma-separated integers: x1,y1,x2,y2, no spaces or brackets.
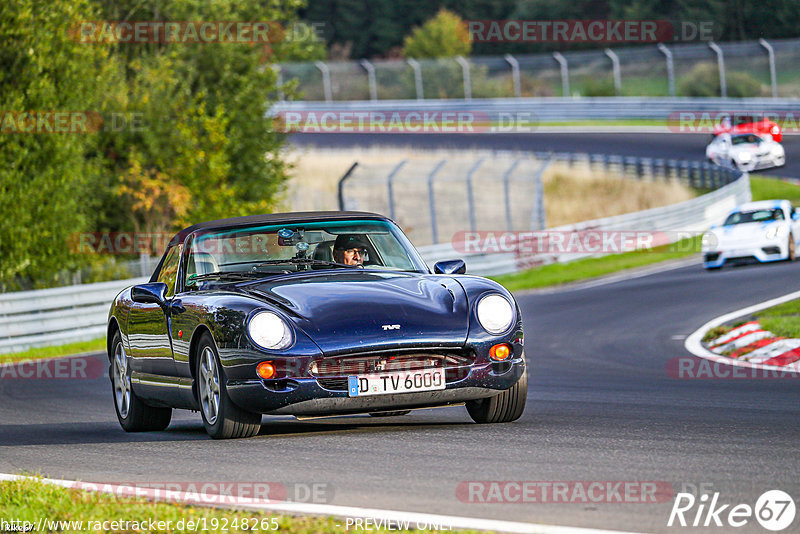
243,271,469,355
716,220,783,243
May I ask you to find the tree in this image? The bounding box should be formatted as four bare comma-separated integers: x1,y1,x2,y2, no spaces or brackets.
402,8,471,58
0,0,117,289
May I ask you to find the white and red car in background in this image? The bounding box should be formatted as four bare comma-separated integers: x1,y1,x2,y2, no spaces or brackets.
713,114,782,142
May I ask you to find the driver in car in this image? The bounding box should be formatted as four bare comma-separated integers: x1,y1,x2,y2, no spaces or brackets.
333,234,369,266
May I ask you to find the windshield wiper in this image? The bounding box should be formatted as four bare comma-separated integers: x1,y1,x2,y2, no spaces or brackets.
252,258,361,270
186,272,264,286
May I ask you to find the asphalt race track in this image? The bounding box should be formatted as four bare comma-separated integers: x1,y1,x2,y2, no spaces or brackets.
290,132,800,178
2,260,800,533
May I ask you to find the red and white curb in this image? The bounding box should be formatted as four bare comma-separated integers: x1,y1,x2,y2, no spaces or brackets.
0,474,647,534
684,289,800,373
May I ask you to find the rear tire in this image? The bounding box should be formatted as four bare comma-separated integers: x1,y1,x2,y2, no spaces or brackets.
466,363,528,424
368,411,411,417
196,333,261,439
110,331,172,432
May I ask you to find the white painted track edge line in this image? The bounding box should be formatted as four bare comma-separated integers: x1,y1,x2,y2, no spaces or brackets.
684,288,800,373
0,473,648,534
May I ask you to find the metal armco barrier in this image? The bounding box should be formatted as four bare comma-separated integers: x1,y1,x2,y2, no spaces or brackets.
272,96,800,124
0,277,147,353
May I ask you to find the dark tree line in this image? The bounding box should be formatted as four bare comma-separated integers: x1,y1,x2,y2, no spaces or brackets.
301,0,800,58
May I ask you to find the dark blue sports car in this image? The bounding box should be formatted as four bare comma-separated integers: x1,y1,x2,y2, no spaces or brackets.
107,212,527,438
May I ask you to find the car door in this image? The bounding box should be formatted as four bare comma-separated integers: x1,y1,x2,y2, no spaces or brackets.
127,244,182,376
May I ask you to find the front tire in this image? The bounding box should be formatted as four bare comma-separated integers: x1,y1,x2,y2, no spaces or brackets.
196,333,261,439
788,235,796,261
466,364,528,424
110,331,172,432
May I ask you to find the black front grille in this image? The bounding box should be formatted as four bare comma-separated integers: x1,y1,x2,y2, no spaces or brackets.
705,252,720,262
317,377,349,391
312,349,475,391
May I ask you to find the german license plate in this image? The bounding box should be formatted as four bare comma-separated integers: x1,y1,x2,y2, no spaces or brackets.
347,369,445,397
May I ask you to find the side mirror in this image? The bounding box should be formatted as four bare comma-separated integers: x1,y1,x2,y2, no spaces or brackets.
433,259,466,275
131,282,168,306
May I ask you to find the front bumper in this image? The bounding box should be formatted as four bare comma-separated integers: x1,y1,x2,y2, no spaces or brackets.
226,357,526,416
704,241,788,268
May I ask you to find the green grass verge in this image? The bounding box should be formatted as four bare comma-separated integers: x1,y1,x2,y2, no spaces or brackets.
750,175,800,203
755,297,800,338
702,325,732,343
491,236,700,293
0,478,484,534
0,337,106,365
758,316,800,338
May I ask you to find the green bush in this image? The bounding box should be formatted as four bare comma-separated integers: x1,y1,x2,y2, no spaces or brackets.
678,62,763,98
579,78,617,97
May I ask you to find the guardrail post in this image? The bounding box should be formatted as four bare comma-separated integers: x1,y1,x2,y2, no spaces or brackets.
700,163,708,189
504,54,521,98
657,44,675,97
337,162,359,210
553,52,570,97
386,160,408,221
272,65,284,101
759,39,779,99
503,159,522,230
314,61,333,102
465,158,484,232
531,158,551,231
455,56,472,100
407,58,424,100
708,42,727,98
360,59,378,101
604,48,622,96
428,160,447,243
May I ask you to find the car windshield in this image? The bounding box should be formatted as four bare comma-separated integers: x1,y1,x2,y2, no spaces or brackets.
731,134,762,145
723,208,784,225
184,219,428,285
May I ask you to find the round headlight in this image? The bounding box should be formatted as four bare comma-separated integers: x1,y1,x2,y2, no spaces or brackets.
477,294,514,334
248,311,292,350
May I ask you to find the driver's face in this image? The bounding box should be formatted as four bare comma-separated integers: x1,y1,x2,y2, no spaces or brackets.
336,247,365,265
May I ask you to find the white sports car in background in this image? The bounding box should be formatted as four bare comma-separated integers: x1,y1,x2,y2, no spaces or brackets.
703,200,800,270
706,133,785,171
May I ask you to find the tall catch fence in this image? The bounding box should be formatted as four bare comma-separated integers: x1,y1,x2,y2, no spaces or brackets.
277,38,800,101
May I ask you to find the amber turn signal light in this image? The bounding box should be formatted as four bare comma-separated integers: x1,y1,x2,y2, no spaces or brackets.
257,361,276,380
489,343,512,361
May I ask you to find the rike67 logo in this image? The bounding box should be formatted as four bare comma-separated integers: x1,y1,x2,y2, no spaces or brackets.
668,489,796,531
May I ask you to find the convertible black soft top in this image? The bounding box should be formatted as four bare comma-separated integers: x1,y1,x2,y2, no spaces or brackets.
168,211,390,247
